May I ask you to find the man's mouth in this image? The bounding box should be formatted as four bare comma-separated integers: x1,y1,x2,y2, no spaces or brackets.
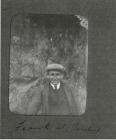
51,80,59,85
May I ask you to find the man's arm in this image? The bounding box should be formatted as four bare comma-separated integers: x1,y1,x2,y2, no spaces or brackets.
26,87,42,115
73,85,87,115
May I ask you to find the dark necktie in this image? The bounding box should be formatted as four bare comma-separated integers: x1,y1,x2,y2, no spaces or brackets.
54,85,57,90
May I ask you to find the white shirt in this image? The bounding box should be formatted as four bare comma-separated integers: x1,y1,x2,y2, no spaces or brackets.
50,82,60,90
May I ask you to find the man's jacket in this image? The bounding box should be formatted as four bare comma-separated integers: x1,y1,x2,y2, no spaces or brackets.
10,78,86,115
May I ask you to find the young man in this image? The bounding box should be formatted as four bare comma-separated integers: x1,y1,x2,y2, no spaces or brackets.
26,63,86,115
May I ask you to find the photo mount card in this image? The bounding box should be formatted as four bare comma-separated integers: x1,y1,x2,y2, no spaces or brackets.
1,0,116,139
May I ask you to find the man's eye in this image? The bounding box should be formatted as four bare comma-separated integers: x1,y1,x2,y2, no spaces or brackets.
50,73,60,76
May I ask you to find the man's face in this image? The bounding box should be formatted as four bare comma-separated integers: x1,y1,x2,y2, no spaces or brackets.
48,70,64,85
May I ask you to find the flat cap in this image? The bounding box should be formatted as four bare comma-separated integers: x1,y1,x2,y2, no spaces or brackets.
46,63,65,72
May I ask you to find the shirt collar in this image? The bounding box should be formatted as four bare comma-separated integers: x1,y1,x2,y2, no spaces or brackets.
50,82,60,90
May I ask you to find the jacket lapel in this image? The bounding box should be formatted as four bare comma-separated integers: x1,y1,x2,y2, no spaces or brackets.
41,80,78,115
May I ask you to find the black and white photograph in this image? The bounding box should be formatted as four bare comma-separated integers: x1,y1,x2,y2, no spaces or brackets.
2,0,116,139
9,14,88,115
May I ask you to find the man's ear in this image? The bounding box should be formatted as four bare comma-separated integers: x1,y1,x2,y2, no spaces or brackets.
60,74,64,79
45,71,49,79
46,73,49,79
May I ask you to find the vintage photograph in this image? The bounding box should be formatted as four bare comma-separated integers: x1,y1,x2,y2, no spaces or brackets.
9,14,88,115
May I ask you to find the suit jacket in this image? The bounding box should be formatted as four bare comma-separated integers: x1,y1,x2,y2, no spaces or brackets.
26,79,86,115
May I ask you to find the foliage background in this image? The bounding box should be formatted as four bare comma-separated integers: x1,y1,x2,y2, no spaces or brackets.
10,14,88,88
9,14,88,114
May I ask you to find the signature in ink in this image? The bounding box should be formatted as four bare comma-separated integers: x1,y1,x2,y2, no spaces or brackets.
15,120,101,134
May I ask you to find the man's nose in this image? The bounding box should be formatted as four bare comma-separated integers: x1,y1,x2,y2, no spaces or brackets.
53,75,57,79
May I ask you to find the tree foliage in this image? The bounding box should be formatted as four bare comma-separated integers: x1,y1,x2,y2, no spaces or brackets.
10,14,88,88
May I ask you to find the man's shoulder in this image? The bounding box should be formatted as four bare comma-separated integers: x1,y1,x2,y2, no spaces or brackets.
62,80,74,89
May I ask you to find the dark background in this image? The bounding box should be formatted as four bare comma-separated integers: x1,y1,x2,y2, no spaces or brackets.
1,0,116,138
